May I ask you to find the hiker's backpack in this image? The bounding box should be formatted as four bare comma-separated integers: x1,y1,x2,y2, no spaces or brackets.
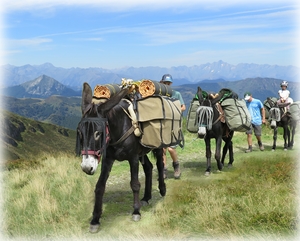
221,98,252,132
288,101,300,121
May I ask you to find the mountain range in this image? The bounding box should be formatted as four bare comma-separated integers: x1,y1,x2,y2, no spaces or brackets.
2,74,300,131
1,60,299,90
3,74,80,98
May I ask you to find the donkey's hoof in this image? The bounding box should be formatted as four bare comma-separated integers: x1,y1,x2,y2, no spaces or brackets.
89,224,100,233
132,214,141,222
205,171,210,176
272,149,275,152
227,164,233,168
284,148,287,151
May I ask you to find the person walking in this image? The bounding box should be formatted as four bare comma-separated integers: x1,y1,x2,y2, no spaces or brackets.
244,92,266,153
161,74,186,179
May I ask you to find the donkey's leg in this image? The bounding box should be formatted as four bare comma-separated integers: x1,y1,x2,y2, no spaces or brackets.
90,158,114,233
154,148,166,197
290,123,296,148
223,135,234,167
272,127,278,151
227,139,234,167
129,157,142,221
204,137,212,175
140,155,153,205
215,137,223,171
283,126,289,151
287,126,291,148
221,141,228,166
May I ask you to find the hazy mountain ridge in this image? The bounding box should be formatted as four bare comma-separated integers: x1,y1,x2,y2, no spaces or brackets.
2,60,299,89
2,75,299,131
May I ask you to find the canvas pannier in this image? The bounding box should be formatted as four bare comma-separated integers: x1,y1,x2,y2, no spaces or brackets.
186,98,200,133
221,98,252,132
136,95,184,149
288,101,300,121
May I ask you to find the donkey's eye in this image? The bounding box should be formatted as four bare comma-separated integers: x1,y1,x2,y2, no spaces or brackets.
94,131,100,141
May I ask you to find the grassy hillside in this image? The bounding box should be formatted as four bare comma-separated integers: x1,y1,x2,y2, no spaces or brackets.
0,110,77,168
2,95,81,130
1,124,299,240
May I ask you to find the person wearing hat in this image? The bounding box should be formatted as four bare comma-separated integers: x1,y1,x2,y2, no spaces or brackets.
161,74,186,179
244,92,266,153
277,81,293,112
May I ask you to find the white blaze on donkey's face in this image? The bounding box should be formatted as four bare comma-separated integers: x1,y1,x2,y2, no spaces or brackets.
81,155,99,175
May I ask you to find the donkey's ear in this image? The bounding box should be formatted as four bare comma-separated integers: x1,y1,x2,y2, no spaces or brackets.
81,82,93,114
197,86,202,97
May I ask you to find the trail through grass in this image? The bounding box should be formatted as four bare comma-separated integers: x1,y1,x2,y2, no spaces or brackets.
1,127,299,241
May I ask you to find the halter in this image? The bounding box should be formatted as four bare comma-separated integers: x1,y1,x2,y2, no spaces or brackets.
76,117,110,163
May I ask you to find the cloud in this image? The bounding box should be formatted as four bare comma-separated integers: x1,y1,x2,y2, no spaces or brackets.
74,37,103,42
2,0,297,13
7,38,52,47
4,38,52,57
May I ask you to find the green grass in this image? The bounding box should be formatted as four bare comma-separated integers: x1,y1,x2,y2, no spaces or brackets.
1,124,299,241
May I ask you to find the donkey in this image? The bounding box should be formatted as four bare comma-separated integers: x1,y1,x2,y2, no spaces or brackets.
266,97,296,150
196,86,235,175
76,83,166,232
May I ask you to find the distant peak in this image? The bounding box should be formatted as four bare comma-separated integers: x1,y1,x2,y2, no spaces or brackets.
41,62,54,67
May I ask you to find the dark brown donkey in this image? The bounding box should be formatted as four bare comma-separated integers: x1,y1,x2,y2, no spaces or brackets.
196,86,235,175
76,83,167,233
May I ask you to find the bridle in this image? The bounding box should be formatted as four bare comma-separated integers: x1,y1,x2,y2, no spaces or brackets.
197,98,224,129
77,100,135,162
77,116,110,163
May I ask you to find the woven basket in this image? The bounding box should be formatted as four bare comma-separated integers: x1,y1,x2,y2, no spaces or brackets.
93,84,121,99
139,80,172,98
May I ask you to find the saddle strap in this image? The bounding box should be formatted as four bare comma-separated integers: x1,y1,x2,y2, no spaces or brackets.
121,99,142,137
110,125,135,146
212,103,225,125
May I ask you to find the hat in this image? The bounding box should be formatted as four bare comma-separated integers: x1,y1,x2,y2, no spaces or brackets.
244,92,251,101
161,74,173,83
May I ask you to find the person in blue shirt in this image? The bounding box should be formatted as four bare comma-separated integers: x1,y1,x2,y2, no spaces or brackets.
161,74,186,179
244,92,266,153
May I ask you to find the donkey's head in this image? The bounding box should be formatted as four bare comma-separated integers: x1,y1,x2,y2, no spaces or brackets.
76,82,129,175
195,86,214,138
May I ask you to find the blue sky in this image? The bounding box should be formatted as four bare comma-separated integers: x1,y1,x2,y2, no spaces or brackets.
1,0,299,69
